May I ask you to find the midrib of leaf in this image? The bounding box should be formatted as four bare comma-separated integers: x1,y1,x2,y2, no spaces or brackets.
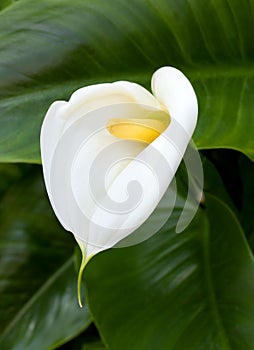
188,65,254,80
2,64,254,104
0,256,88,343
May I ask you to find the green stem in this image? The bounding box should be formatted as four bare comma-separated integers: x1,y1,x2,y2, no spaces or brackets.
76,239,93,308
77,251,86,308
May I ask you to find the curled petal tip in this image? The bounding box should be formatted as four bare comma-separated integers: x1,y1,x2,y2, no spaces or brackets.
151,66,198,136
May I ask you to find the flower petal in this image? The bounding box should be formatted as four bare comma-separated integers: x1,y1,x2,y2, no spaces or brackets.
150,66,198,194
151,66,198,136
60,81,162,133
47,102,163,246
40,66,198,273
41,81,162,183
87,67,199,251
41,81,165,230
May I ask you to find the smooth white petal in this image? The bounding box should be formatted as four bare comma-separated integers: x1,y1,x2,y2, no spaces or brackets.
60,81,162,132
40,66,198,265
85,67,198,251
41,81,161,186
87,152,161,249
40,100,69,230
41,82,164,232
40,101,67,186
85,68,198,252
48,102,162,244
87,128,175,250
151,66,198,136
150,66,198,201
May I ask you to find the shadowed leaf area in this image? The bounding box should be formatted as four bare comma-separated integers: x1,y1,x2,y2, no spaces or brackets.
0,165,91,350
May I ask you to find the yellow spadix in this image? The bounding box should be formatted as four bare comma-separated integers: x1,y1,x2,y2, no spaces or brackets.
107,117,170,144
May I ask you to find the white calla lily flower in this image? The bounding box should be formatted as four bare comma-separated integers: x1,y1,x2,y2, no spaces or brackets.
40,66,198,306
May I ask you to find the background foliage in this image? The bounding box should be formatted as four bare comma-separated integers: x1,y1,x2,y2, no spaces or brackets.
0,0,254,349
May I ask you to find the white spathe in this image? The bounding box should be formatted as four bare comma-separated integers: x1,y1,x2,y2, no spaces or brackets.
40,66,198,305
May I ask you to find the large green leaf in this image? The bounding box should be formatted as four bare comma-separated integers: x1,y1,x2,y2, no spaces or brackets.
0,0,254,162
85,195,254,349
0,166,91,349
0,0,13,11
0,258,92,350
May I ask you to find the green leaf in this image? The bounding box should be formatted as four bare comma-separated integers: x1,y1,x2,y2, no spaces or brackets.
0,0,254,162
0,0,13,11
0,258,92,350
85,195,254,349
0,166,91,350
193,76,254,159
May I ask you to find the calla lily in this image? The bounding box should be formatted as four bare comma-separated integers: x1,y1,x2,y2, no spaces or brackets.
40,66,198,306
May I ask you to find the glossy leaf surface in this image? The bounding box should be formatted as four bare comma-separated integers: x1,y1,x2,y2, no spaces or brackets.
85,195,254,349
0,0,254,162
